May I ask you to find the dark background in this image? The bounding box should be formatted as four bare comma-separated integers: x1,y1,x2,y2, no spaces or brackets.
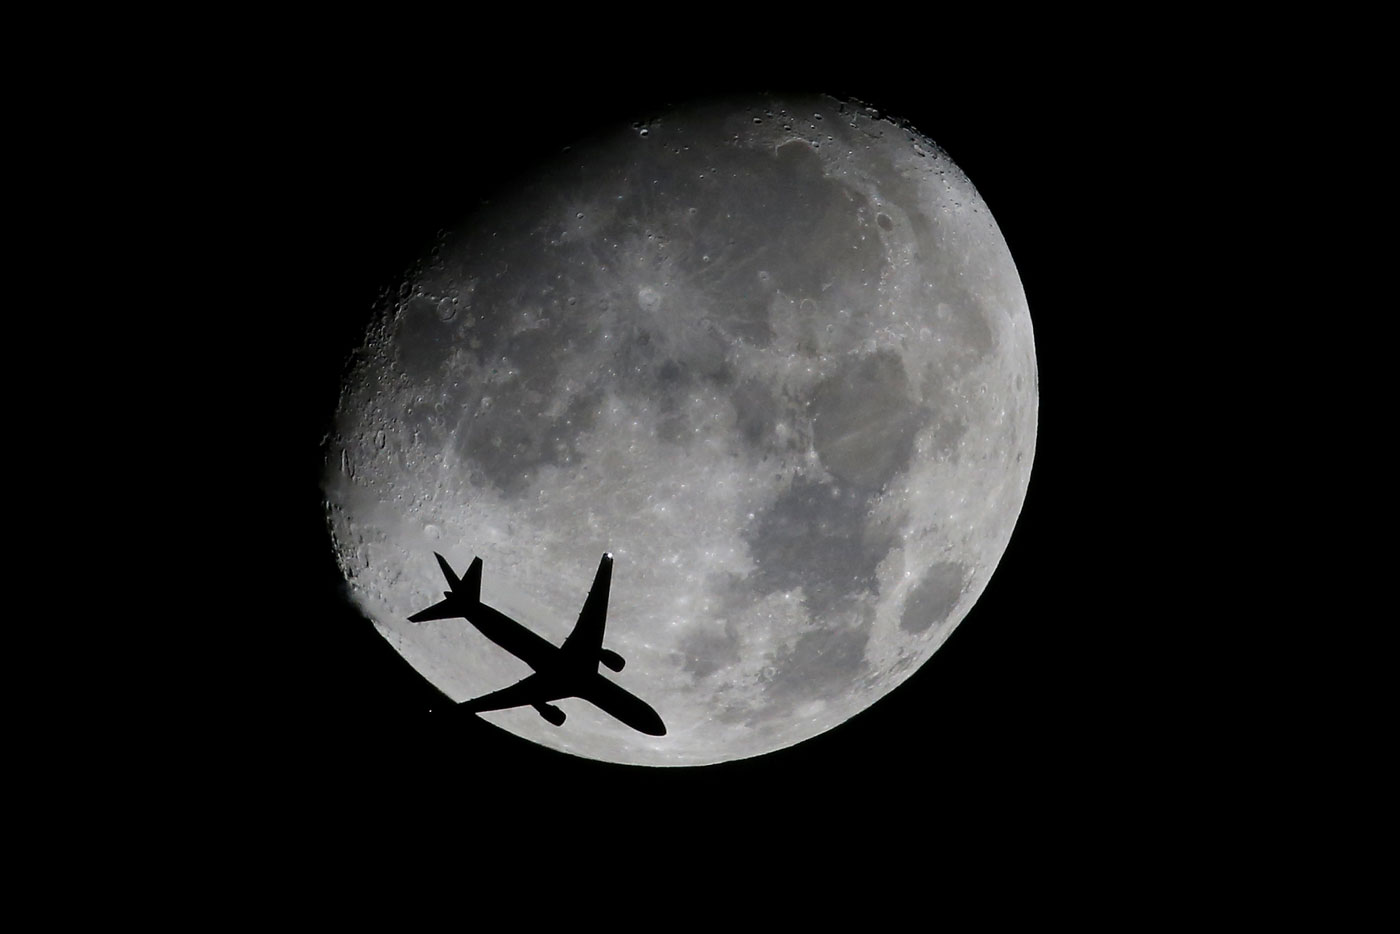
242,55,1175,844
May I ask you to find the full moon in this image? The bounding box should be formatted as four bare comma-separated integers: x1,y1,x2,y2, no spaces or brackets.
323,93,1037,766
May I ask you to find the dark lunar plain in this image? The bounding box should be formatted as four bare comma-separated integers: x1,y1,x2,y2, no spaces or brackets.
236,56,1183,849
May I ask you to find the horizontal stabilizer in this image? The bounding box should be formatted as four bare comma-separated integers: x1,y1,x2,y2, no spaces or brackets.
408,598,459,623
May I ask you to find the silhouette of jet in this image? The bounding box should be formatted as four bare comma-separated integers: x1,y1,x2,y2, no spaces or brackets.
408,552,667,736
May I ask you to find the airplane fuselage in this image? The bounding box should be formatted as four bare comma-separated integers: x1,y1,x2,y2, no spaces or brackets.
436,593,665,736
552,671,667,736
454,599,559,672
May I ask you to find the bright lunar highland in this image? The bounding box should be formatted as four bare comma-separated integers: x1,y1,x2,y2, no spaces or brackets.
324,94,1038,766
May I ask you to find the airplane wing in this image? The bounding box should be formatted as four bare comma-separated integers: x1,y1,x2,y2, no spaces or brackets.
408,598,459,623
561,553,612,662
460,674,555,713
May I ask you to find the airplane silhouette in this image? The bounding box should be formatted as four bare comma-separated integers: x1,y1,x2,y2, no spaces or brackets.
408,552,667,736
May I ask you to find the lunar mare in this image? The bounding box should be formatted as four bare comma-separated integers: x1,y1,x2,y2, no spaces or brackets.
323,95,1037,766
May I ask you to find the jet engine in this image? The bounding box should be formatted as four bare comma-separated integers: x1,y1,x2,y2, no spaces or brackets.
534,703,566,726
599,648,625,672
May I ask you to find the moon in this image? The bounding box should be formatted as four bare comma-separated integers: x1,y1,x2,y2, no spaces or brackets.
322,93,1037,766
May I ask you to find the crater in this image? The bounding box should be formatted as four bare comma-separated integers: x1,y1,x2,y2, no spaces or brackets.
637,285,662,312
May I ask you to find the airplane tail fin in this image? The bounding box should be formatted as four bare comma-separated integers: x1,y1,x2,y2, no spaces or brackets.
434,552,460,590
435,553,482,603
410,554,483,624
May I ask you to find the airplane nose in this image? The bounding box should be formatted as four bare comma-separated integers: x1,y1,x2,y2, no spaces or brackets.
641,708,666,736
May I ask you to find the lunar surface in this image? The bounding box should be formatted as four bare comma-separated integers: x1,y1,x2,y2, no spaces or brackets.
323,94,1037,766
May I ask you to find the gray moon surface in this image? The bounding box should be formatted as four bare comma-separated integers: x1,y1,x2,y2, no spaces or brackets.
323,94,1037,766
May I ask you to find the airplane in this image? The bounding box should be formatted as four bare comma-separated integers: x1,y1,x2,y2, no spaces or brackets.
408,552,667,736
